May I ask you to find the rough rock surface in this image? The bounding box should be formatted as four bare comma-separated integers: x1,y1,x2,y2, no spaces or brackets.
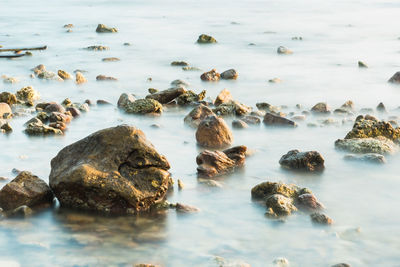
201,69,220,81
118,93,136,109
0,171,54,211
123,99,163,114
0,92,17,106
196,146,247,177
311,102,331,114
184,104,215,128
25,120,63,135
335,137,396,154
196,115,233,148
310,212,333,225
146,87,186,104
49,125,171,214
388,71,400,83
263,113,297,127
213,101,251,116
197,34,217,44
58,70,72,80
279,150,325,171
96,24,118,33
75,72,87,84
16,86,40,102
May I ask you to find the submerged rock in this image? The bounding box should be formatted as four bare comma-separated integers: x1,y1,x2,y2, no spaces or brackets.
220,69,238,80
196,115,233,148
175,203,199,213
263,113,297,127
213,100,251,116
196,146,247,177
49,125,171,214
0,92,17,106
201,69,220,81
214,89,233,106
184,104,215,128
279,150,325,171
232,119,248,129
25,120,63,135
16,86,39,102
335,137,396,154
311,102,331,114
358,61,368,68
182,66,201,71
388,71,400,83
96,75,118,81
297,193,325,211
197,34,217,44
102,57,120,62
265,194,297,216
146,87,186,104
331,264,351,267
344,153,386,164
75,72,87,84
310,212,333,225
85,45,109,51
58,70,72,80
251,181,301,200
277,46,293,54
117,93,136,109
0,171,54,211
177,90,206,105
96,24,118,33
0,103,12,118
171,61,189,66
123,99,163,114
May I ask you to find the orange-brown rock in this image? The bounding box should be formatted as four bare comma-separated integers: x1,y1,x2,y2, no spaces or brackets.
195,115,233,148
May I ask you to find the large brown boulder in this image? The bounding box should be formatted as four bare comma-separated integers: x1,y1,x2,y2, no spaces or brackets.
195,115,233,148
0,171,54,211
279,150,325,171
49,125,171,214
184,104,215,128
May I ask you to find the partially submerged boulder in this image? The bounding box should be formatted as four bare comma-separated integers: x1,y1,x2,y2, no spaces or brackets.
277,46,292,54
310,212,333,225
196,115,233,148
196,146,247,177
335,137,396,154
0,103,12,118
75,72,87,84
220,69,238,80
214,89,233,106
311,102,330,114
263,113,297,127
388,71,400,83
0,171,54,211
58,70,72,80
117,93,136,109
177,90,206,105
201,69,220,81
279,150,325,171
343,153,386,164
213,100,251,116
49,125,171,214
197,34,217,44
96,24,118,33
146,87,186,104
25,120,63,135
123,99,163,114
184,104,215,128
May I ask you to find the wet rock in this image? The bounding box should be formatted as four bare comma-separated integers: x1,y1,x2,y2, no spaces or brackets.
232,119,248,129
96,24,118,33
2,75,18,84
49,125,171,214
146,87,186,104
251,181,303,200
277,46,292,54
171,61,189,66
175,203,199,213
32,64,46,75
102,57,120,62
57,70,72,80
177,90,206,105
75,72,87,84
66,107,81,117
196,146,247,177
279,150,324,171
376,102,386,113
344,115,400,142
45,103,66,114
213,101,251,116
273,258,290,267
341,100,355,111
265,194,297,216
0,92,17,106
269,78,282,83
62,98,72,107
171,79,189,87
24,120,63,135
117,93,136,109
184,104,215,128
0,171,54,211
0,103,12,118
96,75,118,81
201,69,220,81
38,71,61,81
8,205,34,218
182,66,201,71
291,114,306,121
79,103,90,112
177,179,184,190
16,86,40,102
197,34,217,44
310,212,333,225
63,24,73,28
123,99,163,114
333,108,352,115
335,137,396,154
49,112,72,124
86,45,109,51
358,61,368,68
0,122,12,133
49,122,67,132
263,113,297,127
331,264,351,267
196,115,233,148
311,102,331,114
214,89,233,106
241,115,261,125
388,71,400,83
220,69,238,80
148,88,158,94
344,153,386,164
297,193,324,211
135,264,160,267
250,110,265,117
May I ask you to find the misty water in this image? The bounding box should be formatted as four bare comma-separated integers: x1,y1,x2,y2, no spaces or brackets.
1,0,400,266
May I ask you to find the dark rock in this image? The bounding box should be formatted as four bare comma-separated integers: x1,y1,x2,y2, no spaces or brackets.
25,120,63,135
358,61,368,68
171,61,189,66
297,193,325,211
388,71,400,83
0,92,17,106
123,99,163,114
197,34,217,44
45,103,66,113
146,87,186,104
311,102,330,114
85,45,110,51
1,122,12,132
0,171,54,211
376,102,386,113
96,24,118,33
117,93,136,109
49,112,72,124
220,69,238,80
241,115,261,125
277,46,292,54
310,212,333,225
331,264,351,267
279,150,324,171
184,104,215,128
177,90,206,105
97,100,112,105
214,89,233,106
8,205,33,218
96,75,118,81
213,101,251,116
263,113,297,127
67,107,81,117
196,115,233,148
196,146,247,177
49,125,171,214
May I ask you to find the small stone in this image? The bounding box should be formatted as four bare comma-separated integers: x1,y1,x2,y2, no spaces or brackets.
148,88,158,94
291,114,306,121
376,102,386,113
311,102,331,114
220,69,238,80
62,98,72,106
177,90,206,105
57,70,72,80
241,115,261,125
146,87,186,104
273,257,290,267
0,103,12,118
86,45,109,51
200,69,220,81
269,78,282,83
358,61,368,68
25,120,63,135
66,107,81,117
96,24,118,33
197,34,217,44
184,104,215,128
175,203,199,213
310,212,333,225
297,193,325,211
182,66,201,71
263,113,297,127
171,61,189,66
388,72,400,83
177,179,184,190
171,79,189,88
38,71,60,80
102,57,120,62
0,122,12,132
0,92,17,106
32,64,46,75
117,93,136,109
214,89,233,106
344,153,386,164
96,75,117,81
63,24,74,28
341,100,355,111
232,119,248,129
75,72,87,84
96,100,112,105
279,150,325,171
277,46,293,54
196,115,233,148
292,36,303,40
124,99,163,114
2,75,18,84
45,103,66,113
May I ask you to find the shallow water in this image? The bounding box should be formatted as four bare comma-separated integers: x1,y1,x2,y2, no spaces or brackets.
1,0,400,266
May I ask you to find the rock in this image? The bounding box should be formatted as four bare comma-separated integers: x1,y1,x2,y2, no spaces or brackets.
344,153,386,164
291,114,306,121
0,92,17,106
232,119,248,129
0,171,54,211
333,108,352,115
197,34,217,44
201,69,220,81
341,100,355,111
79,103,90,112
213,100,251,116
96,100,112,105
85,45,109,51
0,103,12,118
196,115,233,148
177,90,206,105
182,66,201,71
175,203,199,213
241,115,261,125
24,120,63,135
265,194,297,216
297,193,324,211
263,113,297,127
49,125,171,214
123,99,163,114
66,107,81,117
2,75,18,84
38,71,61,80
63,24,73,28
358,61,368,68
335,137,396,154
75,72,87,84
1,122,12,133
220,69,238,80
117,93,136,109
214,89,233,106
376,102,386,113
277,46,293,54
331,264,350,267
135,264,160,267
49,122,67,132
310,212,333,225
62,98,72,107
279,150,324,171
8,205,34,218
269,78,282,83
44,103,65,114
32,64,46,75
58,70,72,80
16,86,39,102
388,71,400,83
177,179,184,190
96,75,118,81
344,115,400,142
102,57,120,62
96,24,118,33
251,181,305,200
184,104,215,128
196,146,247,177
148,88,158,94
311,102,330,114
171,79,189,87
273,258,290,267
146,87,186,104
292,36,303,40
49,112,72,124
171,61,189,66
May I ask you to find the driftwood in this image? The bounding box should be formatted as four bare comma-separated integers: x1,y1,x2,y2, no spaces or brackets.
0,54,26,58
0,46,47,52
